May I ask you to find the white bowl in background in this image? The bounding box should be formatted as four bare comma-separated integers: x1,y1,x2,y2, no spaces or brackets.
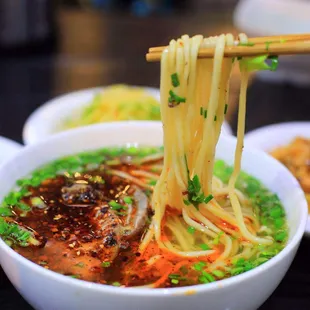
245,121,310,235
22,86,233,145
0,136,22,166
0,121,307,310
234,0,310,85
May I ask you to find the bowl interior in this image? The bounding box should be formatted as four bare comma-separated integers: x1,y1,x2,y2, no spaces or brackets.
0,121,307,296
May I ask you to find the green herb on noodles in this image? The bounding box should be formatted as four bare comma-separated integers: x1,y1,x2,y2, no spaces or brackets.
171,73,180,87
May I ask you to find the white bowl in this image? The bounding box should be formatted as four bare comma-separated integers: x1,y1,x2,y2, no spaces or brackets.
234,0,310,85
0,121,307,310
0,136,22,166
22,86,233,145
244,121,310,235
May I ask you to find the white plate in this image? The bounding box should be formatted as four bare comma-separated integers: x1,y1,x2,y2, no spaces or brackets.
244,121,310,235
23,87,233,145
0,136,22,166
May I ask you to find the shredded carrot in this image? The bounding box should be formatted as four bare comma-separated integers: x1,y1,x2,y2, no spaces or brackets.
152,261,187,288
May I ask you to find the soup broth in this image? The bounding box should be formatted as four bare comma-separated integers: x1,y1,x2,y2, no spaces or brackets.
0,146,287,288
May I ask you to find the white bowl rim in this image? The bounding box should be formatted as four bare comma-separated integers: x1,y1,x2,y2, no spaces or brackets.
244,121,310,235
0,136,23,165
0,121,307,297
22,86,232,145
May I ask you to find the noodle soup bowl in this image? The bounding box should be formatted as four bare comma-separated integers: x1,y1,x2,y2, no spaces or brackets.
0,121,307,310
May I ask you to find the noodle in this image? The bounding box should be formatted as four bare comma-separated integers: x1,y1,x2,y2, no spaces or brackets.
143,33,273,261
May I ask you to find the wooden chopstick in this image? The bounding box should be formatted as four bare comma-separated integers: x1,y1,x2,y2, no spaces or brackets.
146,34,310,62
148,33,310,53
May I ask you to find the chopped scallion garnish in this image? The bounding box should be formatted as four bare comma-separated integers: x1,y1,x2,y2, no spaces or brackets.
109,200,127,211
192,261,206,271
101,261,111,268
171,73,180,87
123,196,133,204
265,41,272,51
199,244,211,251
187,226,196,234
224,104,228,115
213,231,224,245
211,270,225,278
168,90,186,108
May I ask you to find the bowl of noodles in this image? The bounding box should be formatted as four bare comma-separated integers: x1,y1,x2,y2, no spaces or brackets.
1,33,308,310
0,121,307,310
22,84,233,145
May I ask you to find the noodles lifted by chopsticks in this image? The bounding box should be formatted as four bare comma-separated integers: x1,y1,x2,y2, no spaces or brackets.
141,34,273,263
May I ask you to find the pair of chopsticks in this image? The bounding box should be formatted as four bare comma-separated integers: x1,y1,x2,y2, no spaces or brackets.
146,33,310,62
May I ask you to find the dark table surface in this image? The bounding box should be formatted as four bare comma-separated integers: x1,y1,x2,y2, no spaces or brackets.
1,6,310,310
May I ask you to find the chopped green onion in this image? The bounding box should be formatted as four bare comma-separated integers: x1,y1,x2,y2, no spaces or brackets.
187,226,196,234
171,279,179,284
213,231,224,245
123,196,133,204
199,244,211,251
204,110,207,119
201,271,215,282
214,115,217,121
101,261,111,268
204,194,213,204
168,90,186,108
168,274,180,279
0,206,13,217
224,104,228,115
211,270,225,278
112,282,121,287
69,274,80,279
17,203,31,212
269,206,283,218
274,218,284,229
171,73,180,87
148,179,157,186
230,267,244,276
232,258,245,266
199,275,209,284
109,200,126,211
200,107,203,115
275,231,287,242
192,261,206,271
239,55,279,72
183,199,191,206
265,41,272,51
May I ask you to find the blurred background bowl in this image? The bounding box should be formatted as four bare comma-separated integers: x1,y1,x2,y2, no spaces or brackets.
234,0,310,86
22,86,233,145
